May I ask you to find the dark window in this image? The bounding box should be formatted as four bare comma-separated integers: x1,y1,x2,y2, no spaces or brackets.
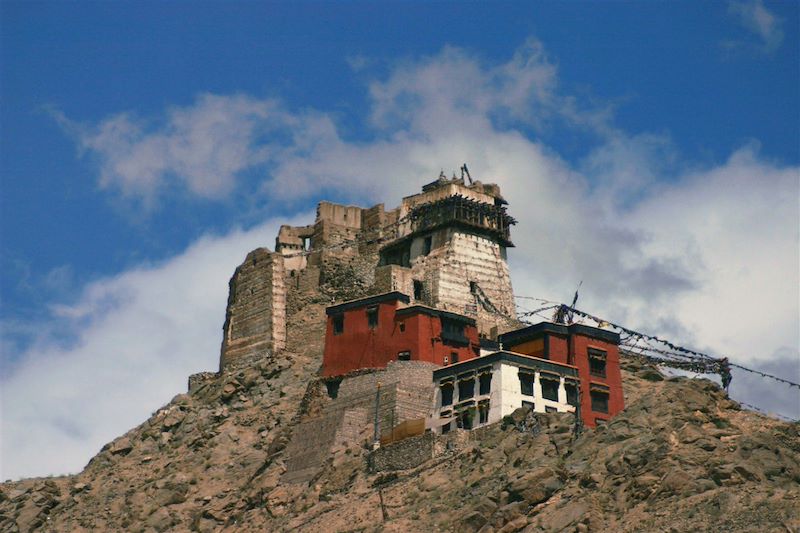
458,378,474,400
333,314,344,335
541,375,559,401
367,306,379,329
423,236,432,256
325,379,341,399
519,373,535,396
545,406,557,413
458,410,473,430
522,401,534,410
565,382,578,407
441,422,451,434
479,373,492,395
440,383,454,406
398,350,411,361
442,319,463,337
591,390,609,414
469,281,478,294
589,348,607,378
399,322,405,332
451,352,459,364
413,280,423,300
478,403,489,424
441,319,468,345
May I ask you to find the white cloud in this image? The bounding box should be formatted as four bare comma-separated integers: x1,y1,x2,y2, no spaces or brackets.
58,94,282,207
0,216,311,480
727,0,784,53
14,39,798,479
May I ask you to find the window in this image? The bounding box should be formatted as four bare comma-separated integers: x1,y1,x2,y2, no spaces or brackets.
399,322,405,332
325,379,341,399
413,280,424,300
458,410,473,430
469,281,478,294
479,373,492,395
451,352,459,364
398,350,411,361
367,306,379,329
458,378,475,400
595,418,607,426
440,383,454,406
519,373,535,396
441,422,451,434
478,403,489,424
441,319,467,345
545,406,558,413
333,314,344,335
541,374,559,401
423,236,432,256
590,390,609,414
565,382,578,407
522,401,534,410
589,348,607,378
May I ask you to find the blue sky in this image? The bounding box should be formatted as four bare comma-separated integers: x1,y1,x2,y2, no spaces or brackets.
1,1,798,479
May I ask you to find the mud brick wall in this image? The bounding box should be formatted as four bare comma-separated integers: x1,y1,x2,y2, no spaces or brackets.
219,249,286,372
413,231,516,336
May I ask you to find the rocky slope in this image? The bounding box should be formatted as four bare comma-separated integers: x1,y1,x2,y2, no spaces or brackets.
2,303,798,532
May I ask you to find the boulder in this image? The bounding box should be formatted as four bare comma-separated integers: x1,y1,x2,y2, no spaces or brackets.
109,437,133,455
506,467,563,505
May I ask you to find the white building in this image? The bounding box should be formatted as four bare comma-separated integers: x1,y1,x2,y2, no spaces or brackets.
429,351,580,433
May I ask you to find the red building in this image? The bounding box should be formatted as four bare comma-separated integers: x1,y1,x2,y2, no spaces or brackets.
498,323,624,426
322,291,480,377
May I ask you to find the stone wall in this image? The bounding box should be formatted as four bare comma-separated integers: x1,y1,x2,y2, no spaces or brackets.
369,428,475,472
281,361,437,483
405,230,517,335
219,249,286,372
369,431,435,472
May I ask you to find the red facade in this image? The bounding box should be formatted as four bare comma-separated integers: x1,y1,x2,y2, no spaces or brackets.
499,323,625,427
322,292,480,377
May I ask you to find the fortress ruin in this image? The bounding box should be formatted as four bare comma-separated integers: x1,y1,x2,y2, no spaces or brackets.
219,173,519,372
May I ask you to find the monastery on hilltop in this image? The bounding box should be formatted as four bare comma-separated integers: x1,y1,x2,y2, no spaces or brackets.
216,170,624,482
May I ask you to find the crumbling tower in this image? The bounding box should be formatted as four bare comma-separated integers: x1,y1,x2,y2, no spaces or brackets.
219,248,286,371
375,175,517,335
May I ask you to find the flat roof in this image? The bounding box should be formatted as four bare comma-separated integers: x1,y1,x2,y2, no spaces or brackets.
326,291,410,315
432,350,579,380
498,321,620,346
395,305,477,326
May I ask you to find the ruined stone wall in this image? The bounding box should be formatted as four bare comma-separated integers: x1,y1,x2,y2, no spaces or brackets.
219,249,286,372
373,264,415,297
334,361,437,431
369,431,435,472
281,362,437,483
368,427,476,472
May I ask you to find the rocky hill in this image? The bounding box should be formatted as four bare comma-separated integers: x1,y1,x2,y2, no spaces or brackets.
3,300,799,533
